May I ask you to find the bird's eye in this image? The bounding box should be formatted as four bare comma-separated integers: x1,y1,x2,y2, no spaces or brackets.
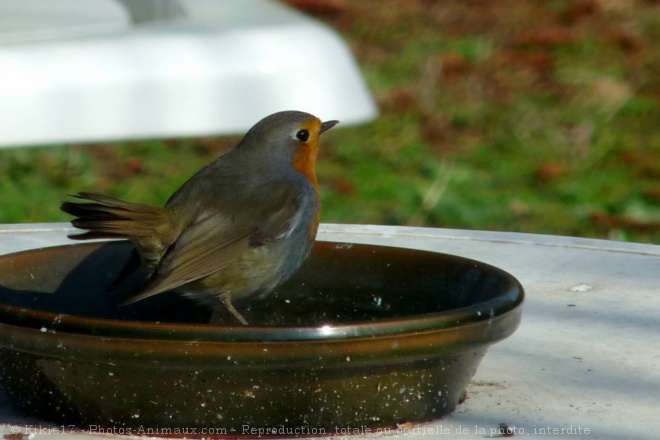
296,129,310,142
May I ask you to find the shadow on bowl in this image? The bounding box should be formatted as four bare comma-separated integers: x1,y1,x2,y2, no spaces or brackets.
0,240,523,432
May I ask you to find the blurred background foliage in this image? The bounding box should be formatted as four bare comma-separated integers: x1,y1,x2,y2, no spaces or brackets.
1,0,658,243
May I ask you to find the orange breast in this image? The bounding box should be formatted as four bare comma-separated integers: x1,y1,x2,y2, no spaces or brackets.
291,119,321,201
291,119,322,242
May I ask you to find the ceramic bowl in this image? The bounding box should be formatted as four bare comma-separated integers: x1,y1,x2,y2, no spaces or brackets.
0,240,523,432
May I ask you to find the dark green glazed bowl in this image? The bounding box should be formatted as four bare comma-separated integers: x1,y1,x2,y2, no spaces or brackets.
0,240,523,432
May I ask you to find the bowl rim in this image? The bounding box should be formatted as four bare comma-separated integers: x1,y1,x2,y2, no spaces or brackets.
0,241,524,343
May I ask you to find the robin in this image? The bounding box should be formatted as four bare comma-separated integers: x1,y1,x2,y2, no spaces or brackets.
61,110,339,325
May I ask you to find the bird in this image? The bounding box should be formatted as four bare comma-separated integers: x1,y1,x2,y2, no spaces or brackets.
60,110,339,325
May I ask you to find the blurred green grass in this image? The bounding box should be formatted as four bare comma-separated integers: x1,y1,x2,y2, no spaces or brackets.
1,0,659,243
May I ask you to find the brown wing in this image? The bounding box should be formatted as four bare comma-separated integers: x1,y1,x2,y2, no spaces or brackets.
122,183,302,303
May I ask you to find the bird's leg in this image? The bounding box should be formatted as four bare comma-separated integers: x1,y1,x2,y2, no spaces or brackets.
218,296,249,326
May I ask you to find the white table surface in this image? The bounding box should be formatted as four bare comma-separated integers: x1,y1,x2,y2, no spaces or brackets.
0,223,658,439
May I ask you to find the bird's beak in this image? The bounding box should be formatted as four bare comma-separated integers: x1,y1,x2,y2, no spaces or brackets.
321,120,340,134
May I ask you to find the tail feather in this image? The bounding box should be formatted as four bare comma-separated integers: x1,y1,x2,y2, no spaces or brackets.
60,192,177,249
